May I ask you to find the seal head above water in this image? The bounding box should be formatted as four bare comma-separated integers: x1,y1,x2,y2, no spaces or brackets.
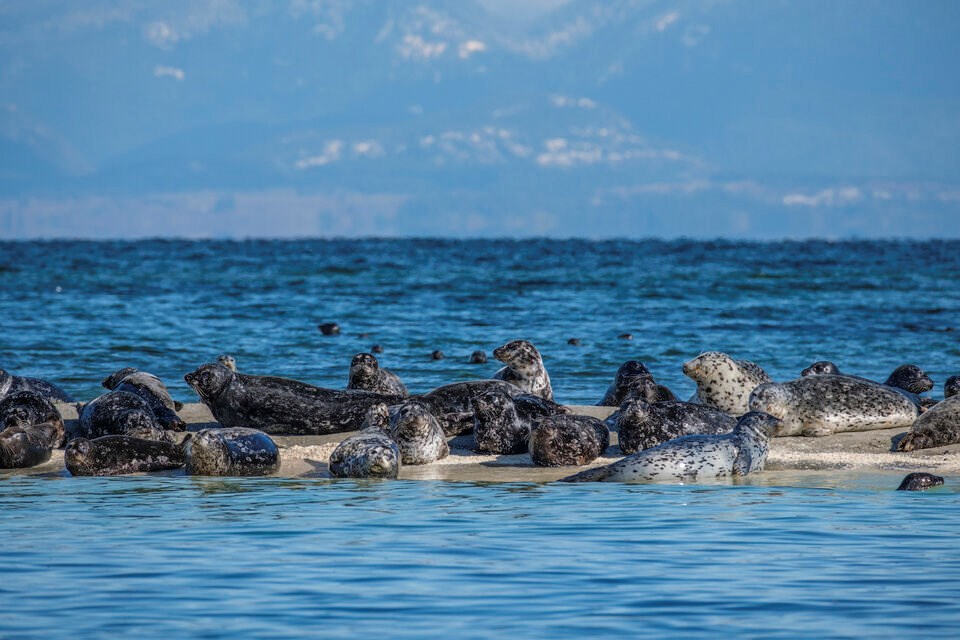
896,472,945,491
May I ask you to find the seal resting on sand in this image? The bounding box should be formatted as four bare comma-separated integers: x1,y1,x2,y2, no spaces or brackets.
610,397,736,454
184,427,280,476
529,415,609,467
417,380,531,437
683,352,772,415
897,393,960,451
0,392,65,468
347,353,408,396
492,340,553,401
560,412,781,483
0,367,74,403
76,391,172,442
102,368,185,430
65,436,186,476
329,428,401,479
800,361,935,410
388,401,448,465
472,390,568,454
597,361,675,407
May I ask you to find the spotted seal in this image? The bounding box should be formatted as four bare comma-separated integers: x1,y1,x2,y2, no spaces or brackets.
560,412,781,483
896,393,960,451
896,472,945,491
388,402,449,465
529,415,609,467
945,376,960,400
683,352,772,415
75,391,171,442
492,340,553,401
472,390,568,454
328,428,401,479
216,355,237,372
749,375,919,437
597,361,675,406
347,353,408,396
801,361,935,409
65,436,186,476
0,390,64,436
610,397,737,454
0,367,74,403
102,368,185,430
417,380,529,436
0,391,65,468
184,363,403,435
184,427,280,476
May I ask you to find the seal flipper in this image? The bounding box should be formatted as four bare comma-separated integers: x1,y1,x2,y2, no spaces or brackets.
801,425,832,437
174,400,184,412
732,447,753,476
557,465,611,483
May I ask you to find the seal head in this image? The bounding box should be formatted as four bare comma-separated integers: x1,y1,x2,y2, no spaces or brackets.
896,472,944,491
184,364,235,404
885,365,934,394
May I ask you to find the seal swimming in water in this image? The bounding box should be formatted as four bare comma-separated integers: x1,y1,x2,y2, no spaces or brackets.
65,436,186,476
318,322,341,336
184,363,404,435
388,402,449,465
472,390,568,454
683,352,772,416
184,427,280,476
216,355,237,372
529,415,609,467
75,391,172,442
431,350,445,360
560,412,782,483
896,472,944,491
469,351,488,364
896,393,960,451
749,375,919,437
102,368,185,430
328,428,401,479
610,397,737,454
347,353,408,396
492,340,553,401
597,361,675,407
0,391,65,468
0,367,74,403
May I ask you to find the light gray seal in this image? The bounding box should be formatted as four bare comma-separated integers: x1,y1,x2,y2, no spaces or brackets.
75,391,171,442
683,352,772,415
897,394,960,451
492,340,553,401
749,375,919,437
472,390,568,454
800,361,936,409
560,412,782,483
388,402,448,465
328,428,401,479
609,397,737,454
896,472,944,491
0,367,74,403
347,353,408,396
102,368,185,430
529,415,610,467
65,436,186,476
184,427,280,476
216,355,237,372
597,361,675,407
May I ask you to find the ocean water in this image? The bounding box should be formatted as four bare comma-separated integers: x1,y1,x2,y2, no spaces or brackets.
2,239,960,637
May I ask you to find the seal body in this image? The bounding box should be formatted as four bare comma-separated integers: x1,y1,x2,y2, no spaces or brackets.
897,395,960,451
0,368,74,403
0,422,63,468
184,427,280,476
683,352,772,415
347,353,408,396
185,364,403,435
598,361,651,407
610,398,737,454
329,429,401,479
560,412,782,483
749,375,919,437
472,390,567,454
801,362,934,408
65,436,186,476
418,380,529,436
529,415,609,467
492,340,553,401
389,402,448,465
0,391,64,436
896,472,944,491
102,369,185,430
76,391,171,442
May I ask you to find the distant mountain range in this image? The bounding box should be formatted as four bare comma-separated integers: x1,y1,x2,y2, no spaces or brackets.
1,0,958,238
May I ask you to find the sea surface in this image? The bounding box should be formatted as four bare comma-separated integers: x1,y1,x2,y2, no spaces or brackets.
1,239,959,638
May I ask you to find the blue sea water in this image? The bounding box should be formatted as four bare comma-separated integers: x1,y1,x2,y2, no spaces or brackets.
1,239,960,638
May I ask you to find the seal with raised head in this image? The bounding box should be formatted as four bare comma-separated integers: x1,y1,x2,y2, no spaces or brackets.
945,376,960,400
185,363,404,435
597,361,675,406
101,368,185,430
0,367,74,403
216,355,237,372
683,352,772,416
388,402,449,465
347,353,408,396
328,428,401,479
492,340,553,401
75,391,171,442
472,390,568,454
184,427,280,476
529,415,609,467
65,436,186,476
560,412,782,483
896,472,945,491
896,394,960,451
802,361,935,398
610,397,737,455
749,375,919,437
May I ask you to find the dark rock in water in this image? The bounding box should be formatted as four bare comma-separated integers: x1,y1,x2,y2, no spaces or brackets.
618,333,633,340
469,351,488,364
329,429,401,479
65,435,186,476
371,344,384,354
529,415,610,467
897,472,944,491
431,350,445,360
318,322,341,336
567,338,581,346
184,427,280,476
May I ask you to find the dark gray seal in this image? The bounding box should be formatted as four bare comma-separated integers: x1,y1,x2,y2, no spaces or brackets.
472,390,568,454
102,368,185,430
431,350,445,360
597,361,675,407
945,376,960,400
185,363,404,435
318,322,341,335
75,391,171,442
610,398,737,455
184,427,280,476
347,353,408,396
0,421,64,468
683,352,772,415
371,345,384,354
328,428,401,479
469,351,487,364
0,367,74,403
417,380,530,436
749,375,919,437
65,436,186,476
216,354,237,372
388,402,449,465
896,472,944,491
529,415,609,467
897,395,960,451
492,340,553,401
800,361,935,408
560,412,782,483
0,390,64,436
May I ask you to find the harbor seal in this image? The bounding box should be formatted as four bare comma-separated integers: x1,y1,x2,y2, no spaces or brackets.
896,472,944,491
610,398,737,454
185,363,403,435
945,376,960,399
347,353,408,396
597,361,675,406
75,391,171,442
801,361,935,406
65,436,186,476
318,322,341,336
529,415,609,467
101,368,185,430
184,427,280,476
472,390,568,454
0,421,64,468
560,412,782,483
0,390,64,436
417,380,529,436
749,375,919,437
683,352,772,415
0,367,74,403
431,350,445,360
328,428,401,479
388,402,449,465
492,340,553,401
216,355,237,372
896,394,960,451
469,351,488,364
